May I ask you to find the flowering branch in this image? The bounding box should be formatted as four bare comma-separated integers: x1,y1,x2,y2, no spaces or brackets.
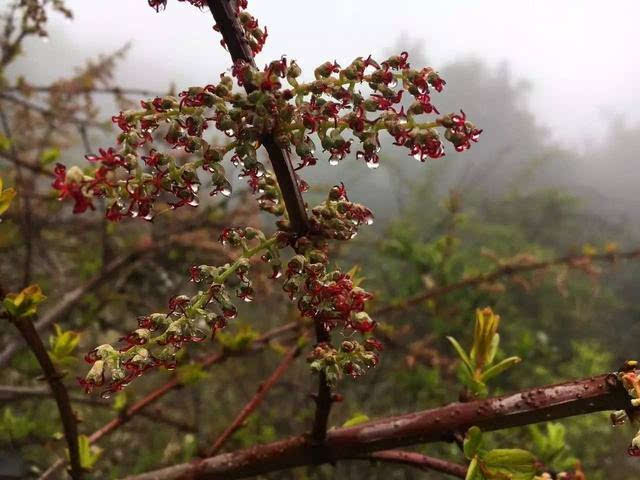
123,372,632,480
373,247,640,317
3,311,83,480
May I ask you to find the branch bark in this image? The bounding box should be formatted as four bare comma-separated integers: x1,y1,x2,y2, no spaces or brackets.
122,372,630,480
7,314,83,480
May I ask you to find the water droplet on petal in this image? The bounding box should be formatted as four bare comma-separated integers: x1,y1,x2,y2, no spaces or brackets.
366,160,379,169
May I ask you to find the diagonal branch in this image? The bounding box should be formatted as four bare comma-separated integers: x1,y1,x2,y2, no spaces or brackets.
205,339,304,456
5,313,83,479
121,372,631,480
357,450,467,478
373,248,640,317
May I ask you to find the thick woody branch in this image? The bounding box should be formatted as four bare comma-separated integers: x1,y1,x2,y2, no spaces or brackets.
7,314,83,480
122,373,630,480
373,248,640,317
205,340,304,456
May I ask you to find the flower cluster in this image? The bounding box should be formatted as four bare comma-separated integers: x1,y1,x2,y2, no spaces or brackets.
53,48,479,222
68,0,480,394
613,361,640,456
308,339,382,385
78,227,282,396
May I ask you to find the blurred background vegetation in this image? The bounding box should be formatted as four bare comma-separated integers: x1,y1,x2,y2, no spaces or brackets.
1,2,639,479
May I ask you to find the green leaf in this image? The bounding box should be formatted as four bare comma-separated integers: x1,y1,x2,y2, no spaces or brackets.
464,426,484,459
465,456,483,480
0,134,11,152
40,147,61,166
112,392,128,412
3,284,46,318
480,356,521,383
0,185,16,216
176,363,209,385
48,324,80,367
447,336,474,374
486,333,500,365
76,434,102,470
483,448,536,480
342,413,370,427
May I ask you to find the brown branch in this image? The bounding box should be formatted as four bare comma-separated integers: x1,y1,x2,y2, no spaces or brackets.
0,385,195,432
358,450,467,478
122,372,630,480
205,0,335,450
0,92,105,128
373,248,640,317
0,250,144,368
205,0,308,234
6,314,83,480
0,149,54,177
4,85,165,97
41,322,300,479
205,340,304,456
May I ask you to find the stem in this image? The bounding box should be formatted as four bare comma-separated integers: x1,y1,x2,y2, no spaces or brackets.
206,0,309,235
7,314,83,479
121,372,630,480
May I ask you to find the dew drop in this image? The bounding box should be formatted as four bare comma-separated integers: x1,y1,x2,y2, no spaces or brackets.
225,129,234,136
100,391,112,399
188,197,200,207
388,77,398,88
221,187,232,197
329,158,339,166
366,160,379,170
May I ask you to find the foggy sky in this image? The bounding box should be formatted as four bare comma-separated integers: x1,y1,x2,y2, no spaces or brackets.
11,0,640,149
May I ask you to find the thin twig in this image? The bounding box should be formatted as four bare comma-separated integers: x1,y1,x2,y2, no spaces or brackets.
373,248,640,317
205,339,305,456
358,450,467,478
7,313,83,479
0,92,105,128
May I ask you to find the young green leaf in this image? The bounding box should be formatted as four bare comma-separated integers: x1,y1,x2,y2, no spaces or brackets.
464,426,484,459
480,356,521,383
342,412,370,427
447,336,474,374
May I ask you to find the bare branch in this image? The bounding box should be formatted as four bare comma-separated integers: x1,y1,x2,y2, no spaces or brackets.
373,248,640,317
